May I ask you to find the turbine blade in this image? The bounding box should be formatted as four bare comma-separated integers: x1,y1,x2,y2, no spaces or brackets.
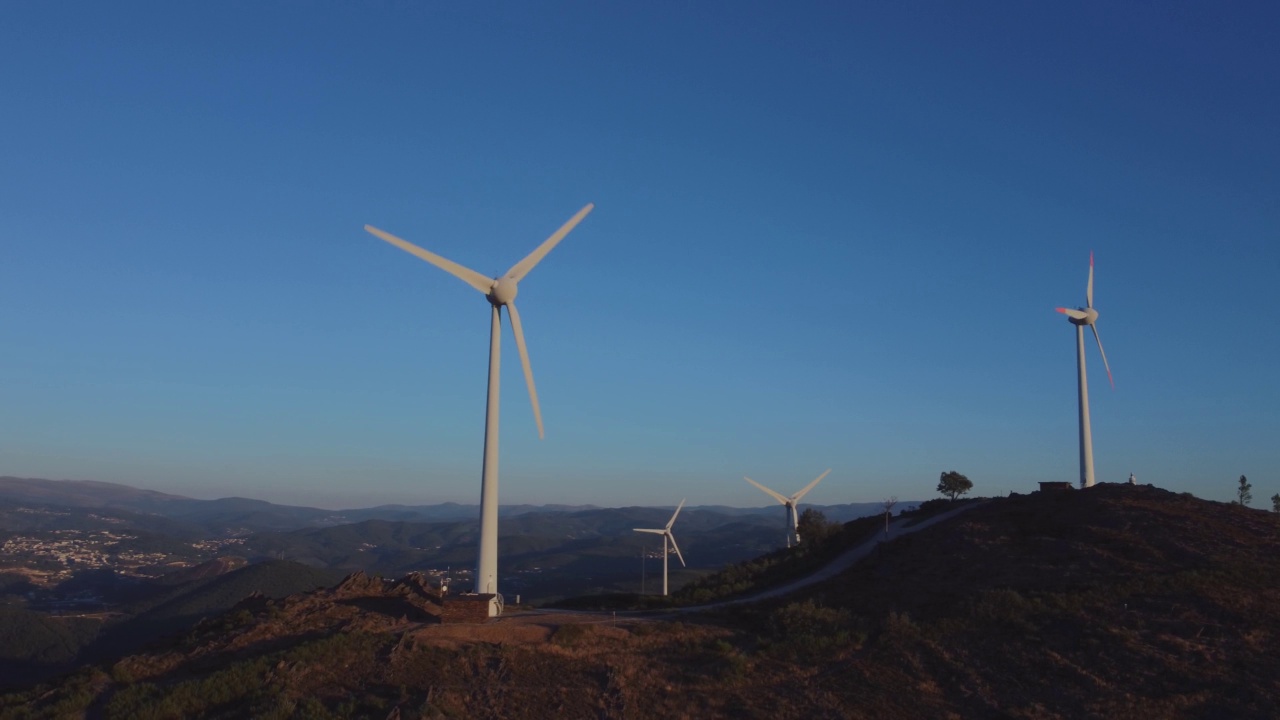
791,469,830,503
1056,307,1087,320
634,528,665,535
505,204,594,281
745,477,790,506
666,499,686,530
364,225,494,294
1086,251,1094,308
667,532,686,567
1091,324,1114,388
505,301,543,439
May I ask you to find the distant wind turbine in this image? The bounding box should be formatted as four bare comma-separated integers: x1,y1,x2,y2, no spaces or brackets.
634,500,685,596
364,204,594,616
1056,252,1114,489
745,469,830,547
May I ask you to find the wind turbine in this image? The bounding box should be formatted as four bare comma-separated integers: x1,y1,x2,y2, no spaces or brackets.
745,469,830,547
633,500,685,596
364,204,594,615
1056,251,1114,489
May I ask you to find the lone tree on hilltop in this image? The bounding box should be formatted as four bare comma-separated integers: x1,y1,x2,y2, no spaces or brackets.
1235,475,1252,506
937,471,973,501
1271,493,1279,513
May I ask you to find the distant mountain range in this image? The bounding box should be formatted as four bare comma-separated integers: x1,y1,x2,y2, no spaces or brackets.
0,476,906,535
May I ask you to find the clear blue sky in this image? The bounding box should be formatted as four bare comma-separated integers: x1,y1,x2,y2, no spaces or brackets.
2,2,1277,508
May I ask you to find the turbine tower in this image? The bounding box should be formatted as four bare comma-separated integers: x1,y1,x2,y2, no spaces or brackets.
633,500,685,596
744,469,830,547
1056,252,1114,489
364,204,594,615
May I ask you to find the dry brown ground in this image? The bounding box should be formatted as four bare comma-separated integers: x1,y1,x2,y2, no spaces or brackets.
4,484,1279,720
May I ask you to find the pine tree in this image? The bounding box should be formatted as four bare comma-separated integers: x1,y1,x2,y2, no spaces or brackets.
1235,475,1252,506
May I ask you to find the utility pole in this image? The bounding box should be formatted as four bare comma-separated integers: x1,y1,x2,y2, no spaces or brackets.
882,496,898,539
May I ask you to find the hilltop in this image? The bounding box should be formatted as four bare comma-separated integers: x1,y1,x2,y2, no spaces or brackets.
3,484,1278,719
716,484,1280,717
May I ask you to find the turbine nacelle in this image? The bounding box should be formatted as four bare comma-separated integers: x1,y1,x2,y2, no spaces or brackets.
365,203,594,444
1057,306,1098,326
1054,252,1112,388
487,276,519,307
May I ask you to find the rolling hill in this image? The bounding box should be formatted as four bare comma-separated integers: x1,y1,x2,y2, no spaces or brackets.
4,483,1278,718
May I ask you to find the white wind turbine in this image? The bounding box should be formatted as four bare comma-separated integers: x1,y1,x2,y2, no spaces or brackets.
633,500,685,597
1056,252,1114,489
745,469,830,547
364,204,594,615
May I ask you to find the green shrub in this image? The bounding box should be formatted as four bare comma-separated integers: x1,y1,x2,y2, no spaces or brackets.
551,623,590,647
765,600,863,658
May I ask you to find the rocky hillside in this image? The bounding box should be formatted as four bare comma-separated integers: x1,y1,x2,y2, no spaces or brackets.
3,484,1278,719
